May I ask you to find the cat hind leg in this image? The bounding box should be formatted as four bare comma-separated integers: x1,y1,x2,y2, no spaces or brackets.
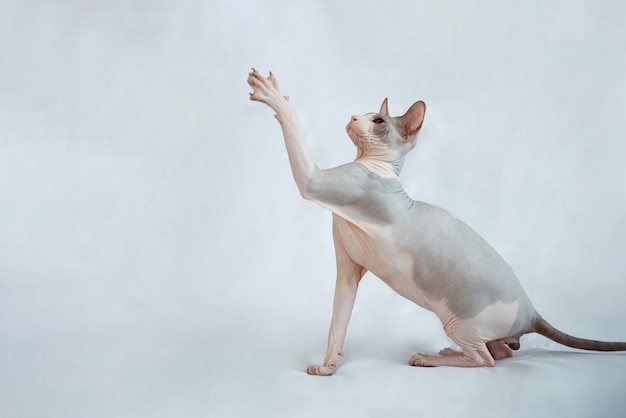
409,344,495,368
486,341,515,360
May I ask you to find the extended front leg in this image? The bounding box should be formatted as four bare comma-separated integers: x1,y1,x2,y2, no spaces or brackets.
307,230,366,376
247,68,368,208
247,68,319,199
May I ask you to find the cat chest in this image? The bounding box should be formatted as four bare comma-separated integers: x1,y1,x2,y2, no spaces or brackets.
332,215,413,283
332,215,439,311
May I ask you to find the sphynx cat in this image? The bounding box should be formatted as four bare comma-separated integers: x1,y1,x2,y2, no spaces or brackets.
247,68,626,375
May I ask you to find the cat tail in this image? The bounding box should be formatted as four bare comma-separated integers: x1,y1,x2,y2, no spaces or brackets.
532,315,626,351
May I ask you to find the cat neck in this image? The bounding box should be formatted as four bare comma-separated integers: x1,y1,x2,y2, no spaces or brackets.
355,156,404,179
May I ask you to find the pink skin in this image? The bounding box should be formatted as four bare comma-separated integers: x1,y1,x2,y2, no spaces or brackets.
247,68,626,374
248,68,507,372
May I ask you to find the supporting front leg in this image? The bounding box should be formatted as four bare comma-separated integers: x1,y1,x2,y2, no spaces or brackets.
307,268,365,376
307,228,366,376
306,274,359,376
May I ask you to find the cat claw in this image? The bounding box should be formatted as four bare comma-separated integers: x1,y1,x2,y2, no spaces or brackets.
247,67,288,106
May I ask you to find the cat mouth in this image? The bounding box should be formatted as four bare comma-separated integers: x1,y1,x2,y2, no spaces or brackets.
346,119,360,136
346,121,357,137
346,123,360,138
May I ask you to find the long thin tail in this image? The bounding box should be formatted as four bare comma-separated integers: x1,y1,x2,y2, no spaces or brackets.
533,315,626,351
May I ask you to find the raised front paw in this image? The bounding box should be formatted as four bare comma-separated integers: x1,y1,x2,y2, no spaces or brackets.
306,363,335,376
247,68,289,109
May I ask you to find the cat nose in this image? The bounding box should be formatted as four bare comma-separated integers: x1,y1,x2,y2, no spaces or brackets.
351,116,359,122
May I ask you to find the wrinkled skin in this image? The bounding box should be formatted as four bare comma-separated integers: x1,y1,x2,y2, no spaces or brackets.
247,69,626,374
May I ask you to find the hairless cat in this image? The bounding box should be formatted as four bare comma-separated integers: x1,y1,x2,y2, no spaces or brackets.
247,68,626,375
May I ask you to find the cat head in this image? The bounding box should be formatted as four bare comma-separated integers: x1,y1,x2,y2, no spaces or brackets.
346,99,426,162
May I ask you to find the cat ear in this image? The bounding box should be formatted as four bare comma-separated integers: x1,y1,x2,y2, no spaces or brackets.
400,101,426,139
379,98,389,116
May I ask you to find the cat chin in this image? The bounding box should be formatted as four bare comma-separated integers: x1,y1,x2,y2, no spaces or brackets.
347,130,366,146
346,126,361,145
346,124,368,140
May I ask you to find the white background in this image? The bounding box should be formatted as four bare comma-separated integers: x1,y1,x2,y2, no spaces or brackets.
1,1,626,417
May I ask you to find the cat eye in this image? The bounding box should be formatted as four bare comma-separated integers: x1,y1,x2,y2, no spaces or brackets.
373,117,385,124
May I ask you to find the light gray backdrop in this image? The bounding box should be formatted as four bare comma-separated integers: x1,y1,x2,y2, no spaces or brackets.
1,1,625,417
